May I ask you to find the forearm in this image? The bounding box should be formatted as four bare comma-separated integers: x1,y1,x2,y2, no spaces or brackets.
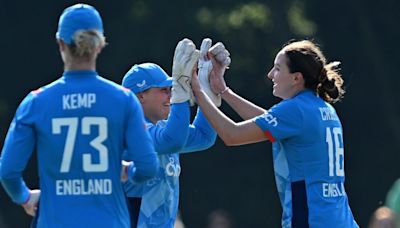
192,108,217,144
194,89,241,145
221,88,266,120
0,177,30,204
0,125,35,205
127,157,158,183
153,103,190,154
180,109,217,153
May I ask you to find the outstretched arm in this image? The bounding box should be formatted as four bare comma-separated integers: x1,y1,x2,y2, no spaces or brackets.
149,103,190,154
180,108,217,153
192,72,267,146
208,54,266,120
151,38,200,154
220,88,266,120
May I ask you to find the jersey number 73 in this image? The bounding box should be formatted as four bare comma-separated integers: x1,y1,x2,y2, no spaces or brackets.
52,117,109,173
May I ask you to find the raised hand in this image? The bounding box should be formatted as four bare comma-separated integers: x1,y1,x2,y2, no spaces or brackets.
171,38,200,106
208,42,231,96
198,38,223,107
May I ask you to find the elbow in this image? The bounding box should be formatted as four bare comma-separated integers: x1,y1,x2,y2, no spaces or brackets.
196,126,218,150
134,159,159,183
160,134,187,154
144,158,160,179
203,134,217,149
220,133,240,146
161,142,185,154
222,138,236,146
0,164,10,181
168,140,186,152
212,121,245,146
147,159,159,178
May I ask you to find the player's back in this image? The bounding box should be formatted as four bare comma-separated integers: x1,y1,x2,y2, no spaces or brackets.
30,71,136,227
257,90,357,227
288,91,358,227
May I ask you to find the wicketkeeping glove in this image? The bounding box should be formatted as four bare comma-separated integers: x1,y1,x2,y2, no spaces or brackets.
171,38,200,105
209,42,231,68
198,38,222,107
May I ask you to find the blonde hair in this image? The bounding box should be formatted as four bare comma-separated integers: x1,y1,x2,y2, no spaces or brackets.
68,29,105,60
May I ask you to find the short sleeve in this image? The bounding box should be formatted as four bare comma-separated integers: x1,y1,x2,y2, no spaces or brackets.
254,99,303,141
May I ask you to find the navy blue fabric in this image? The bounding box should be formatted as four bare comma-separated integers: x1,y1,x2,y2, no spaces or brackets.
127,197,142,228
291,181,309,228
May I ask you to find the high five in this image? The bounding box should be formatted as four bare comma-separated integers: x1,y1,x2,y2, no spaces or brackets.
192,39,358,227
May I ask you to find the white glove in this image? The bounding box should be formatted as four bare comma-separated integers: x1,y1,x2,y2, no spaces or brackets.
22,189,40,217
171,38,200,106
207,42,231,100
209,42,231,68
198,38,222,107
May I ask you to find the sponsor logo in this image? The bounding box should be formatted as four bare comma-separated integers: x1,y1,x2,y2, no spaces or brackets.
136,80,146,88
263,112,278,127
165,157,181,177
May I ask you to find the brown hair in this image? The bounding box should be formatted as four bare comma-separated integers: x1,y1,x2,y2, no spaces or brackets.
282,40,345,103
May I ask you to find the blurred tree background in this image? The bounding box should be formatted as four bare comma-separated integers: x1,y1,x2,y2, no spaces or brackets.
1,0,399,227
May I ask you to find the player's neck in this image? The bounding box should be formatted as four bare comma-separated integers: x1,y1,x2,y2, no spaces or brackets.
64,61,96,71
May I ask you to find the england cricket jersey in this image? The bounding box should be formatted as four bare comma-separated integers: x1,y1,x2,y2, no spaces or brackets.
124,105,217,228
254,90,358,228
0,70,158,228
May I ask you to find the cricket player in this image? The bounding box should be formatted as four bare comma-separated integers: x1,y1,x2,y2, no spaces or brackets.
0,4,159,227
192,40,359,227
121,38,231,228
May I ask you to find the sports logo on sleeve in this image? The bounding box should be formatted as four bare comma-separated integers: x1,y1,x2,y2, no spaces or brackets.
262,112,278,127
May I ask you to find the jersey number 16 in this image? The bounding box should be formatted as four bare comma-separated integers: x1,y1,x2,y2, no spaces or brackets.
326,127,344,177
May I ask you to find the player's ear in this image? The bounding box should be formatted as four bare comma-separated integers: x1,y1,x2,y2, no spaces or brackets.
136,92,145,104
57,39,67,52
96,37,106,55
292,72,304,86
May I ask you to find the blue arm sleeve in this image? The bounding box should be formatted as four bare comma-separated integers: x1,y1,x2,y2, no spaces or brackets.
124,94,159,183
148,102,190,154
254,100,303,141
0,94,36,204
180,108,217,153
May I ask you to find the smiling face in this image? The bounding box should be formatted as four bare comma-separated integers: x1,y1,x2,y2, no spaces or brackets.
267,51,304,99
139,87,172,123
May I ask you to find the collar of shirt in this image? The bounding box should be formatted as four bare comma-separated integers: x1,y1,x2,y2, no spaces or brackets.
63,70,98,78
